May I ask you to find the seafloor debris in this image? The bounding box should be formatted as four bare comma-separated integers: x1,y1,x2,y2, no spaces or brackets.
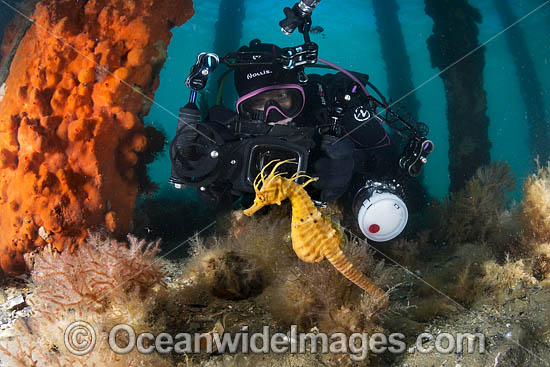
0,0,194,274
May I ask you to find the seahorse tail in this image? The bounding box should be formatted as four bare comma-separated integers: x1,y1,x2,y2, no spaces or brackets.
325,247,387,302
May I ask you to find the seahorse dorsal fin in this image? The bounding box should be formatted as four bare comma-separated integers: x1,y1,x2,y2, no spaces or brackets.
301,177,319,188
256,160,278,189
266,159,296,180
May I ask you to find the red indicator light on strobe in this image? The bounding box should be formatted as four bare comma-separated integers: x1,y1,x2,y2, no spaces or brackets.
368,224,380,233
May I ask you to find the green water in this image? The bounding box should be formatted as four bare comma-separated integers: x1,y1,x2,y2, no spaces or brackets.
146,0,550,202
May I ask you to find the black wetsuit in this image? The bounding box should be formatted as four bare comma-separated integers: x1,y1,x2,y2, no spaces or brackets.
192,71,402,210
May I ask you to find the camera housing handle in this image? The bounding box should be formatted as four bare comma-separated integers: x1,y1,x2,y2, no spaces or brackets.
169,52,221,189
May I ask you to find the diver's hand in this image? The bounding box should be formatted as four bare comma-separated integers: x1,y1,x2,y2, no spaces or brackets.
197,187,219,209
196,184,227,210
319,135,354,159
312,135,355,201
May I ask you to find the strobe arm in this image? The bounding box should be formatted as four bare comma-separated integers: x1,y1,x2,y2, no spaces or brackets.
358,94,434,178
170,52,220,188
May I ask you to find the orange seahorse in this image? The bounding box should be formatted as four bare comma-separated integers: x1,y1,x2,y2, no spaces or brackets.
243,159,388,305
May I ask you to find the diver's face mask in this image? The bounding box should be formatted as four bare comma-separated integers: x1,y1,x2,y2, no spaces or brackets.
236,84,305,124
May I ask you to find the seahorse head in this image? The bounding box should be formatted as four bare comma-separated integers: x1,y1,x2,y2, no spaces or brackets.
243,159,291,216
244,159,318,216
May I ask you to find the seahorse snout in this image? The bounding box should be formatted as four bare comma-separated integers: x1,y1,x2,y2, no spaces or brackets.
243,201,266,216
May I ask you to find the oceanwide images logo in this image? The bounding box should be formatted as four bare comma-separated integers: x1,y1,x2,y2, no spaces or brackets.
64,321,486,362
247,69,273,80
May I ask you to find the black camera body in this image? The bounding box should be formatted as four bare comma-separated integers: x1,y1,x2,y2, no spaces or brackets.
169,115,316,195
229,129,314,194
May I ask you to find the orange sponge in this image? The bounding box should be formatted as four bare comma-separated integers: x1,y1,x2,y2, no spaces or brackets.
0,0,194,274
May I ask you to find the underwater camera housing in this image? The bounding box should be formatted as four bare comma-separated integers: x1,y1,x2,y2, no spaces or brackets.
232,135,311,193
229,121,315,193
169,115,315,194
352,180,408,242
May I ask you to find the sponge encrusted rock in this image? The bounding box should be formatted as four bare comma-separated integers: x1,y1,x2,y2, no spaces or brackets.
0,0,194,274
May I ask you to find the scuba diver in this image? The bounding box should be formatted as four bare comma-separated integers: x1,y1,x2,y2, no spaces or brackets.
168,1,433,242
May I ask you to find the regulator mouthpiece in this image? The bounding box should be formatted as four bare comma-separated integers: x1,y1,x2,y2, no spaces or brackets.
353,182,408,242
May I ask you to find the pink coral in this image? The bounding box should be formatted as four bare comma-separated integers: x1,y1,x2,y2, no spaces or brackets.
0,234,170,366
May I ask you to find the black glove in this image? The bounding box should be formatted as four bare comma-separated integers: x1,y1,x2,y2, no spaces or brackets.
312,135,355,201
197,187,219,209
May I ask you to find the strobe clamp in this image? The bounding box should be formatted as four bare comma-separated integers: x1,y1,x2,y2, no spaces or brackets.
280,42,318,70
185,52,220,102
399,136,434,177
279,0,321,35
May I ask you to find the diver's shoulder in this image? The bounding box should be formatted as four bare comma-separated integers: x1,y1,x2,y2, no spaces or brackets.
206,105,238,125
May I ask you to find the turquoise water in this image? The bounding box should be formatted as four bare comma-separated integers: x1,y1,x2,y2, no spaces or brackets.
147,0,549,201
